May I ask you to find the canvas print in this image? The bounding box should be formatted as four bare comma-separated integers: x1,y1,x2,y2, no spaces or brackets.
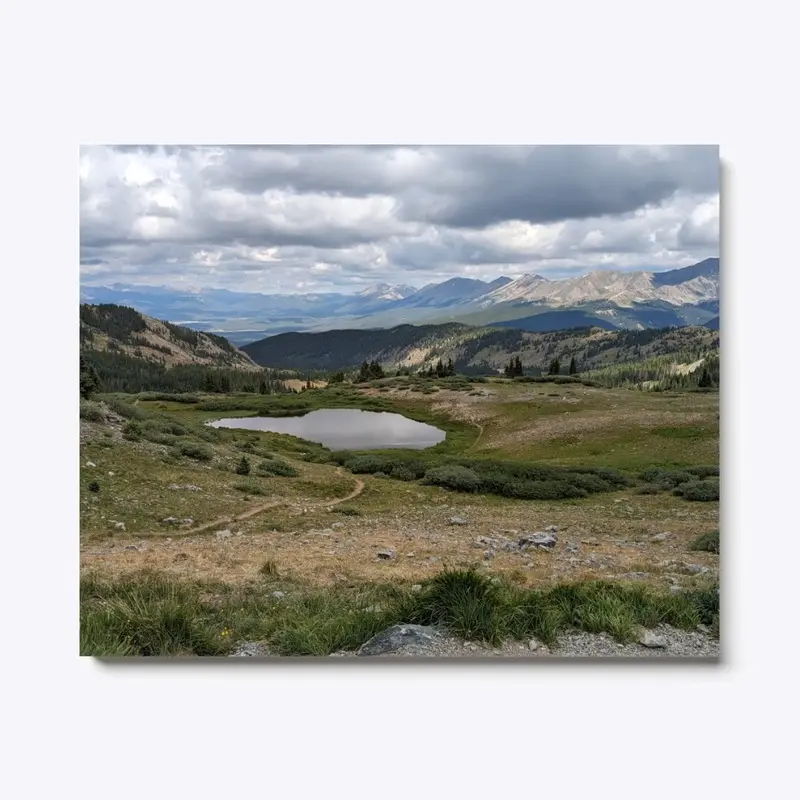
79,145,720,659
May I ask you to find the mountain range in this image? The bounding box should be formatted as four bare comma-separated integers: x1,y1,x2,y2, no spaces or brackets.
80,258,719,344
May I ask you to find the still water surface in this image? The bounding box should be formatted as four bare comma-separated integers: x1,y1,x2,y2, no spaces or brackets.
207,408,445,450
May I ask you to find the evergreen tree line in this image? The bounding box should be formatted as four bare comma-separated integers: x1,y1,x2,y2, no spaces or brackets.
81,349,294,395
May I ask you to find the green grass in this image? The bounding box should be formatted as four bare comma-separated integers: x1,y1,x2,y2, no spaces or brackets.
80,568,716,657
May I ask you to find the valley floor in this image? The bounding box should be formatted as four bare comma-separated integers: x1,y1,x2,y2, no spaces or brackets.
80,379,719,658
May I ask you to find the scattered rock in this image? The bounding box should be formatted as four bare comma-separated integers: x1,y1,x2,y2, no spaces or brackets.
364,605,384,613
427,556,441,563
528,638,540,651
114,521,126,531
669,585,683,595
499,529,519,536
174,552,189,561
108,472,114,477
490,577,502,585
331,522,345,530
449,517,468,525
519,532,557,549
85,461,96,468
565,542,579,554
181,518,194,525
168,484,203,492
124,545,139,552
162,517,179,525
483,549,495,560
216,529,233,539
410,584,422,594
639,629,667,648
357,624,443,656
271,591,285,600
377,548,396,560
581,537,600,546
650,532,673,543
230,642,270,657
697,624,711,634
406,552,415,558
545,525,558,533
685,564,710,575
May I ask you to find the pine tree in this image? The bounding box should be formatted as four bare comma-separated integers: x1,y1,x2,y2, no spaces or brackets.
220,376,231,393
446,358,455,376
258,380,268,394
79,356,101,399
569,356,577,375
235,456,250,475
514,356,523,377
358,360,370,382
548,358,560,376
698,367,712,388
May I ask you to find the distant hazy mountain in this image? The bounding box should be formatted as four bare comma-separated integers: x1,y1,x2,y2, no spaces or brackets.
81,258,719,341
490,310,618,332
357,283,418,301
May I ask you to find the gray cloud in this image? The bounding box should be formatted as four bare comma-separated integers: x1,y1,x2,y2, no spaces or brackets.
80,145,719,293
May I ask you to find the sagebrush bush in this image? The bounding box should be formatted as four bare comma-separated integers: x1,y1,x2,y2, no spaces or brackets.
256,459,298,477
687,465,720,478
176,441,213,461
639,468,694,487
105,397,148,420
677,480,720,501
232,480,265,495
690,530,720,554
389,464,422,481
80,400,105,421
122,420,143,441
347,454,392,474
423,465,483,492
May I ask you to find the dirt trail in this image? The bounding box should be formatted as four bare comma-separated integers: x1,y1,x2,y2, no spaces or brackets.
137,467,365,538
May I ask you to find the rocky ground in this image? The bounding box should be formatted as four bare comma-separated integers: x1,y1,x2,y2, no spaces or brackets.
231,623,720,660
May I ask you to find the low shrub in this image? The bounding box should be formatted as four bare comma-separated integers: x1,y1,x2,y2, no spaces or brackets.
80,400,105,421
122,420,142,441
105,397,148,420
88,480,100,493
389,463,422,481
232,480,266,495
347,455,392,474
423,465,483,493
690,530,720,554
676,480,720,501
176,441,213,462
639,468,694,487
687,465,720,478
256,459,298,477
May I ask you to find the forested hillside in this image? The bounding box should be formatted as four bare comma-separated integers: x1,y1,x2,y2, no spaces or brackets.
243,321,719,376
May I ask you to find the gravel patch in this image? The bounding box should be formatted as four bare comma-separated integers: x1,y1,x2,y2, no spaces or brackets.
230,625,718,660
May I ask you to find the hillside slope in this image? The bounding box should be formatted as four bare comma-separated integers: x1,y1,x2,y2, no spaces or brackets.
243,321,719,375
80,304,259,369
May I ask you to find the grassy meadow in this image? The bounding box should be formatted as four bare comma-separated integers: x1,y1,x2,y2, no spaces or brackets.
80,375,719,656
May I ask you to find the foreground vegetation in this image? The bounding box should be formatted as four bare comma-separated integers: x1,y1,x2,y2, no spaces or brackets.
80,361,719,657
81,568,719,657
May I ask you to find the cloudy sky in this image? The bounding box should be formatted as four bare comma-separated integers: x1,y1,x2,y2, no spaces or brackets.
79,145,719,295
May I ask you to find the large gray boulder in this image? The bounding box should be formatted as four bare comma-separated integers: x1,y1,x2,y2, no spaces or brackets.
357,624,443,656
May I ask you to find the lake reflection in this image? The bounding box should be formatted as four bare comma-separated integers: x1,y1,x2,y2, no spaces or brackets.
206,408,445,450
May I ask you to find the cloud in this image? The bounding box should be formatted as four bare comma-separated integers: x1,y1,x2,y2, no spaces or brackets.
80,145,719,293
